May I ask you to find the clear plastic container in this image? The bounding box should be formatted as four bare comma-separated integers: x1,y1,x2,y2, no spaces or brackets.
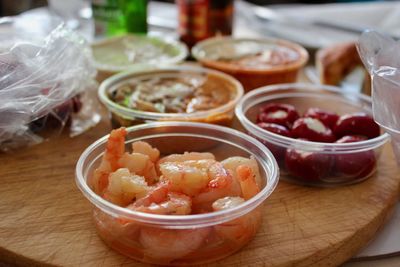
91,34,188,82
192,37,308,91
235,83,390,187
358,30,400,163
98,65,244,128
75,122,279,265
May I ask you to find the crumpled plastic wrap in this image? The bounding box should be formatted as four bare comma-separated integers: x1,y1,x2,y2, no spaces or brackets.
0,24,100,151
358,30,400,162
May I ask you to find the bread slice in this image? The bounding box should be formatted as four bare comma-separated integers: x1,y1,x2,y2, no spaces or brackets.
316,42,362,85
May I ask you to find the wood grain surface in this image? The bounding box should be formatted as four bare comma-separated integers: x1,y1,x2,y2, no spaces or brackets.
1,109,399,267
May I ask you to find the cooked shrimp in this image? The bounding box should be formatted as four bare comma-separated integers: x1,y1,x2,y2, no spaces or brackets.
157,152,215,165
102,168,149,206
212,196,262,245
92,128,127,194
130,180,170,208
236,165,260,200
131,141,160,163
132,181,205,262
118,152,158,184
192,162,241,212
133,192,192,215
139,227,210,262
221,156,262,187
212,196,245,211
94,208,140,242
159,159,215,196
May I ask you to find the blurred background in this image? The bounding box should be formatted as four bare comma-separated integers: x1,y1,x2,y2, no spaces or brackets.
0,0,394,16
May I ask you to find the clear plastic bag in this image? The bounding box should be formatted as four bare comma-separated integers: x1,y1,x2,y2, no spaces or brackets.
358,30,400,162
0,24,99,151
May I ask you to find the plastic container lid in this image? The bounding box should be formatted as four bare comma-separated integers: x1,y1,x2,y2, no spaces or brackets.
92,34,188,73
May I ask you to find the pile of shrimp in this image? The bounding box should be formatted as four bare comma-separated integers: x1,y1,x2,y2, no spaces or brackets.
90,127,264,264
91,127,262,214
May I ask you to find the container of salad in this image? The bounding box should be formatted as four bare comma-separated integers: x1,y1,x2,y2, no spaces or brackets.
98,65,244,127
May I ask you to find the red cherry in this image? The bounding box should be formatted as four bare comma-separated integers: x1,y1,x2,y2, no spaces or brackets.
256,123,291,164
304,108,339,129
335,135,376,179
257,122,292,137
257,103,299,128
285,147,333,182
291,117,336,143
334,113,380,139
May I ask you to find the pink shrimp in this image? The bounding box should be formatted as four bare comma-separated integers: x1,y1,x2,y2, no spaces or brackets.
91,128,127,194
114,181,170,225
93,208,140,243
131,141,160,163
236,165,260,200
221,156,262,188
102,168,149,206
192,162,241,212
129,180,170,208
157,152,215,165
212,196,262,246
118,152,158,184
127,180,192,215
158,159,215,196
139,227,210,263
134,192,192,215
128,181,205,262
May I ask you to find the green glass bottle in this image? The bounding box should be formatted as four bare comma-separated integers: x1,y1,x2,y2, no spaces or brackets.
92,0,147,37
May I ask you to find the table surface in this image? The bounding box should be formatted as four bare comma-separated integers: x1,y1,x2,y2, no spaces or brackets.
0,91,400,267
0,2,400,267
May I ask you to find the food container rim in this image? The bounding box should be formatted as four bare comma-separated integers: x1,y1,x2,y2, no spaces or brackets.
98,65,244,120
235,83,390,153
91,34,188,72
75,121,279,228
191,36,309,73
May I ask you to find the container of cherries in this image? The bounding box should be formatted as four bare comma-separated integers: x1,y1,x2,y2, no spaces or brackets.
236,83,390,186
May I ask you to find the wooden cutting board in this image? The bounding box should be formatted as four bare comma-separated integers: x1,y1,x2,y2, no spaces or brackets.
1,114,399,267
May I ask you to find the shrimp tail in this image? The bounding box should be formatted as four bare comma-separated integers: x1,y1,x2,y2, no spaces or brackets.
92,127,127,194
105,127,127,171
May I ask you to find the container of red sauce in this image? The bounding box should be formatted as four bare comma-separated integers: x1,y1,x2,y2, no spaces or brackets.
192,37,309,91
